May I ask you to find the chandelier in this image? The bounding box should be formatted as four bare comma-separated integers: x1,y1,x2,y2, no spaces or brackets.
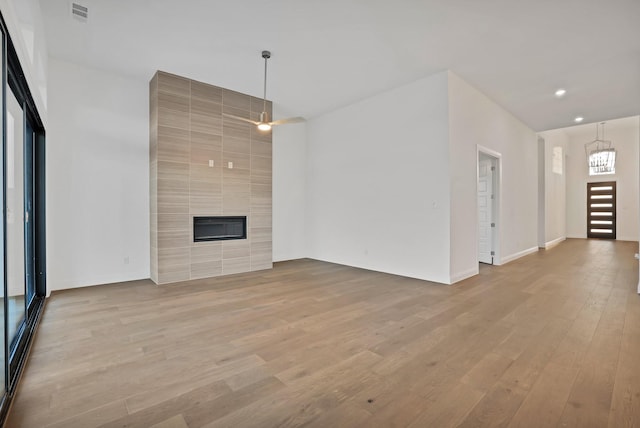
584,122,616,175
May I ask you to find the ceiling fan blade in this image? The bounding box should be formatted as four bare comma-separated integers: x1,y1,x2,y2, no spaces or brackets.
269,117,306,126
223,113,259,126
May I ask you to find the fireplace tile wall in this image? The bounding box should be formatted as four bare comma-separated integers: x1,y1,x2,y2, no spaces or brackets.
150,71,272,284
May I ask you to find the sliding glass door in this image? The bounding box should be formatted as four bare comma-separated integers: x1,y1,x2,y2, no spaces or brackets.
5,54,45,388
0,25,6,410
0,11,46,423
6,87,26,350
25,118,36,310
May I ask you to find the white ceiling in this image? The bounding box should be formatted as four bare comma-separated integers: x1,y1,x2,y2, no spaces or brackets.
39,0,640,132
558,115,639,139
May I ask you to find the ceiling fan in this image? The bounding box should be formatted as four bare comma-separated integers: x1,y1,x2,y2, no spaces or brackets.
223,50,304,132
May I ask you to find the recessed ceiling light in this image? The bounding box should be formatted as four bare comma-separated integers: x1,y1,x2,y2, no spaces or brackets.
555,89,567,98
574,116,584,123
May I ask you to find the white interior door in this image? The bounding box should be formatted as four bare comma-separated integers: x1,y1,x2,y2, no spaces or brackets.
478,158,493,264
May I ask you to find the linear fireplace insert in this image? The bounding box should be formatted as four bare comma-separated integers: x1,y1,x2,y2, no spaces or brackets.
193,216,247,242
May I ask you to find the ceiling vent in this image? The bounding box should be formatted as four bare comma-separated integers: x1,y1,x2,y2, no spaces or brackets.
71,2,88,22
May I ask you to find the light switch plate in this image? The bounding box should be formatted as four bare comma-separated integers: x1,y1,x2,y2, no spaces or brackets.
228,162,233,169
208,160,214,167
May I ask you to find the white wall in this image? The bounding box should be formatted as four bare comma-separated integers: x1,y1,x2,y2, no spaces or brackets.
48,58,149,290
537,129,568,247
305,72,451,284
448,72,538,281
565,117,639,241
272,106,307,261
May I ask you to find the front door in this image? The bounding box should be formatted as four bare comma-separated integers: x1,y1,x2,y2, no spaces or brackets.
587,181,616,239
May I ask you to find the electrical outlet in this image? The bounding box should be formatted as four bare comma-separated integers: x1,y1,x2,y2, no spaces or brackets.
124,256,129,265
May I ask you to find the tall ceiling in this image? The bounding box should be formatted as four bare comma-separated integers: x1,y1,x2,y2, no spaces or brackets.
39,0,640,132
559,115,639,139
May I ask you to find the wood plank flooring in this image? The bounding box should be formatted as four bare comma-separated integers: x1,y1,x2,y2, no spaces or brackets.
6,238,640,427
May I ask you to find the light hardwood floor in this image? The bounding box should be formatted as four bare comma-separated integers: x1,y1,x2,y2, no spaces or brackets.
6,239,640,427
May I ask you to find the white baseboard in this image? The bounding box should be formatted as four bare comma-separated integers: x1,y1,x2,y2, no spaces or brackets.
500,246,539,264
450,267,479,284
616,237,640,243
50,271,151,292
541,236,566,249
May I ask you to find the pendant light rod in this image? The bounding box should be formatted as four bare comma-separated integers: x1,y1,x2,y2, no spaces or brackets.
262,50,271,114
223,49,304,131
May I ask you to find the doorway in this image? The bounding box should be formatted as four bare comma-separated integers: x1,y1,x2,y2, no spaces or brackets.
477,148,501,265
587,181,616,239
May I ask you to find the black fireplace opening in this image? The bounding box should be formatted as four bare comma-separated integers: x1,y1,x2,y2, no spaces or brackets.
194,216,247,242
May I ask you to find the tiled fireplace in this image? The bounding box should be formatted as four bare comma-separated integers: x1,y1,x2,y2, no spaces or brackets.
149,71,272,284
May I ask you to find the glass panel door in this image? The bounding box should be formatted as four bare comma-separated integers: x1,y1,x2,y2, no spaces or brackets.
25,119,35,310
5,87,26,350
0,13,47,420
0,27,6,402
